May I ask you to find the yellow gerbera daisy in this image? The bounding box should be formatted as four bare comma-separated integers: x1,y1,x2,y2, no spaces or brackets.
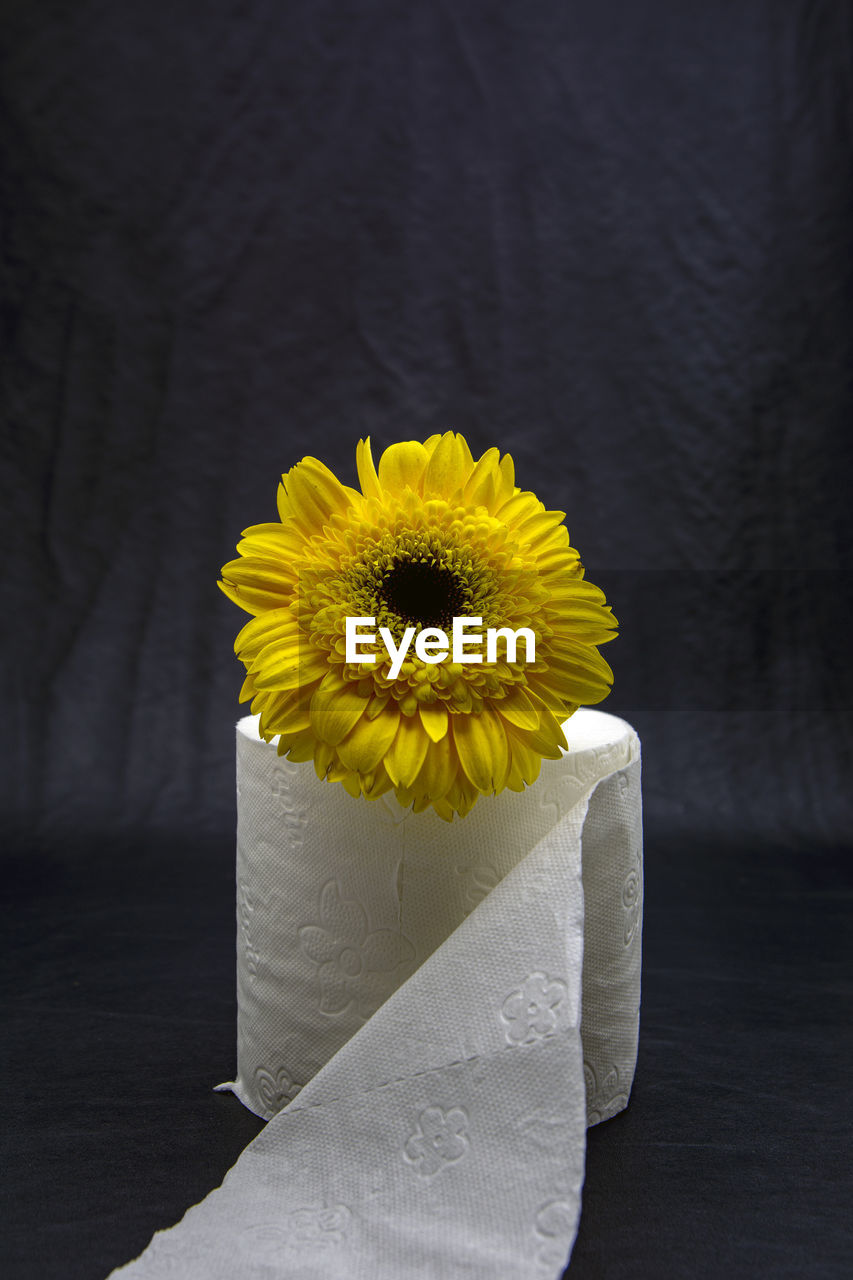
219,433,617,821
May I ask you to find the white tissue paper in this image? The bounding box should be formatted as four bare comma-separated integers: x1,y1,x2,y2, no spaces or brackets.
110,707,642,1280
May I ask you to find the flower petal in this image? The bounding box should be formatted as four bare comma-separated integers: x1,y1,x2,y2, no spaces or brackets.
310,678,371,746
548,583,614,632
503,725,543,787
339,771,362,799
445,774,481,818
237,523,307,557
520,701,568,757
451,708,508,793
384,713,430,789
417,734,457,801
494,490,541,524
280,456,355,533
536,545,583,571
278,728,316,761
494,685,541,731
515,507,565,537
251,651,330,691
239,672,257,704
261,686,315,733
234,609,299,660
463,448,500,509
377,440,429,494
360,764,394,800
247,632,306,673
218,574,293,617
423,431,470,498
535,643,614,703
223,556,298,587
337,704,400,773
314,740,336,780
276,480,295,524
356,437,382,500
545,611,617,645
498,452,515,497
418,702,448,743
298,456,357,514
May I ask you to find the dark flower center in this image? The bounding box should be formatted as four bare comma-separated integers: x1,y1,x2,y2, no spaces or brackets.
378,559,467,629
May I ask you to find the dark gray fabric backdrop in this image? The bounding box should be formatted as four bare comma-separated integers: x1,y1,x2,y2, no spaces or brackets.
2,3,851,1278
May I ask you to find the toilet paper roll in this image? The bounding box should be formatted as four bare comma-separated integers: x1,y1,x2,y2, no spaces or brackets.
110,708,642,1280
224,709,642,1129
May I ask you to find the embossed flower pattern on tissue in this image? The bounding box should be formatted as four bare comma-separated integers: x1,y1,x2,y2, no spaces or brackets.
254,1064,302,1114
238,881,260,982
584,1062,629,1125
299,879,415,1018
533,1199,576,1268
501,971,568,1044
622,848,642,946
246,1205,351,1255
287,1205,352,1247
455,861,500,914
404,1106,470,1176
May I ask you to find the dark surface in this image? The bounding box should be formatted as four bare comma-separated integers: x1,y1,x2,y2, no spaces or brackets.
2,823,851,1280
1,1,852,1277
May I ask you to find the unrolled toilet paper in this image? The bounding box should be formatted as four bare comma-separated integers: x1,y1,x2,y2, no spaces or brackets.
110,708,642,1279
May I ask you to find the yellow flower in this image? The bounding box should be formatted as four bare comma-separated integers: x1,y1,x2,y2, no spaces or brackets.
219,434,617,821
